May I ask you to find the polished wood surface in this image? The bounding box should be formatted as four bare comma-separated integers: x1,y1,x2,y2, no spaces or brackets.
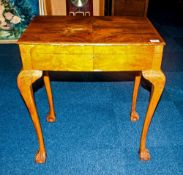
18,16,164,45
17,16,166,163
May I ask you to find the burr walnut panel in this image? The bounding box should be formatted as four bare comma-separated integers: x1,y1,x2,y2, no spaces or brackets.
31,53,94,71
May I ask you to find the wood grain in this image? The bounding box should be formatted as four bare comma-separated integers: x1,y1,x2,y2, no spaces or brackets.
18,16,165,45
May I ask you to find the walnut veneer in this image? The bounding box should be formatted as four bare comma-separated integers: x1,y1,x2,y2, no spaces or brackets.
17,16,166,163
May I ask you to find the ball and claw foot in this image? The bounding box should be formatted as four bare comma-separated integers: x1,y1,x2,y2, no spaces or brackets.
130,111,139,122
139,149,150,161
46,112,56,122
35,150,46,163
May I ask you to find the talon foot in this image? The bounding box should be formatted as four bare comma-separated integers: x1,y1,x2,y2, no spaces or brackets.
46,112,56,122
35,150,46,163
130,111,139,122
139,149,150,161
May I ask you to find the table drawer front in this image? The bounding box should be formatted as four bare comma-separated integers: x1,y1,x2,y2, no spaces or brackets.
31,53,93,71
93,54,153,71
93,46,155,55
31,45,93,54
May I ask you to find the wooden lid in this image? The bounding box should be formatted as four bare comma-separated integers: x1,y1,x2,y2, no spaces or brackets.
18,16,165,45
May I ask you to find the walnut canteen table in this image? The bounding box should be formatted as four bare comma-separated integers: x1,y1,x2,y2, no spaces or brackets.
17,16,166,163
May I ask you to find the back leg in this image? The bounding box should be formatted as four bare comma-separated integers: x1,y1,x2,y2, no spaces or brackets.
43,71,56,122
130,74,141,122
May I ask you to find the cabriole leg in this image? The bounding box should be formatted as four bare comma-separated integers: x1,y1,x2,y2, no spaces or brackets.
139,70,166,160
43,71,56,122
130,75,141,122
17,70,46,163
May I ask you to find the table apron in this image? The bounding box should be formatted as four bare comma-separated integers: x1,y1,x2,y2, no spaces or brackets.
19,44,163,71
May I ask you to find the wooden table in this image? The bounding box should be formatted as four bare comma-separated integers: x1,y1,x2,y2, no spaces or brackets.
17,16,166,163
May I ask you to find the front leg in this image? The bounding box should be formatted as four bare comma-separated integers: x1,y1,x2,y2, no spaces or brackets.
140,70,166,160
17,70,46,163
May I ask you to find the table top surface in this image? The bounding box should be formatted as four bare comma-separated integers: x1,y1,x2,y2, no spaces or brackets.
18,16,165,46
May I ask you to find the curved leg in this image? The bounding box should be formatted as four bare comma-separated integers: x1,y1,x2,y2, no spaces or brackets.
130,75,141,122
17,70,46,163
43,71,56,122
139,70,166,161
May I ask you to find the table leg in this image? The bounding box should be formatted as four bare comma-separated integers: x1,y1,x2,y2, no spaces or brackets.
17,70,46,163
43,71,56,122
139,70,166,160
130,75,141,122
